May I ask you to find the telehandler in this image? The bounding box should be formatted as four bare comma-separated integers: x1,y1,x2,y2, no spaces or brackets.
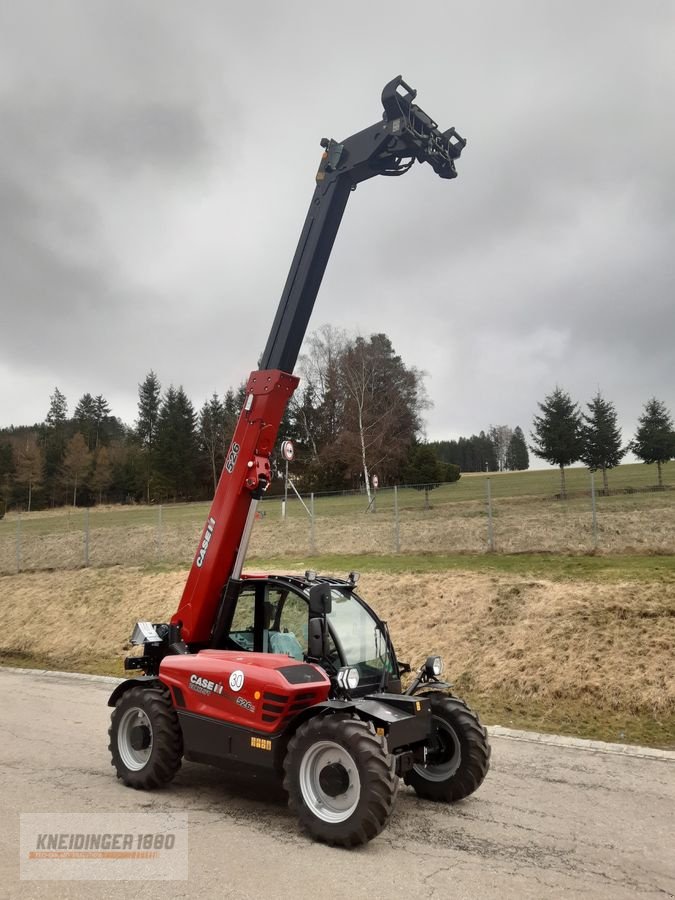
109,76,490,847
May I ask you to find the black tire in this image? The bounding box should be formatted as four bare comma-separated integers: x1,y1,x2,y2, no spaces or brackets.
108,686,183,789
283,714,398,847
405,692,490,802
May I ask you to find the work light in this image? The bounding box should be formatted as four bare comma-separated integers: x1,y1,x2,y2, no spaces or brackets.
337,667,360,691
424,656,443,677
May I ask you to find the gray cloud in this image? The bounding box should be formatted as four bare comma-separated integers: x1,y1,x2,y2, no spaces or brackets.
0,1,673,455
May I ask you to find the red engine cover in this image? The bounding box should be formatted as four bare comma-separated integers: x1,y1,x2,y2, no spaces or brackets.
160,651,331,734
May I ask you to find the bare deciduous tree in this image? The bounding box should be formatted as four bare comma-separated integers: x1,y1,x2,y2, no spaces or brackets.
62,433,91,507
339,334,427,506
488,425,513,471
15,438,43,512
90,446,113,504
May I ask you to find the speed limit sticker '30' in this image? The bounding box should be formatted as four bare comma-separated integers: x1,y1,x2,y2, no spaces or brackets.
229,670,245,692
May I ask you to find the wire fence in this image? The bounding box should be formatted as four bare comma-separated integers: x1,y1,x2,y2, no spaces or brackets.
1,465,673,575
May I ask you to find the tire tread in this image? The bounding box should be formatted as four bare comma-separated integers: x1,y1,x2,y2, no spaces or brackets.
284,714,398,847
405,691,490,802
108,686,183,790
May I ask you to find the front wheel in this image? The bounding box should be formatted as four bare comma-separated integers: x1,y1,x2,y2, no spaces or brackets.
109,686,183,789
284,715,398,847
405,692,490,802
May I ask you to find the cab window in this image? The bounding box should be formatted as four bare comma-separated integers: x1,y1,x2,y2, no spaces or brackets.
265,588,308,661
228,587,256,651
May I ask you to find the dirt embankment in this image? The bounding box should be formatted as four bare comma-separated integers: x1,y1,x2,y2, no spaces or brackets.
2,566,673,720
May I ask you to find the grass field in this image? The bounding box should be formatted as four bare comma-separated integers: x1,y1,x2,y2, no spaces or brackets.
0,461,673,574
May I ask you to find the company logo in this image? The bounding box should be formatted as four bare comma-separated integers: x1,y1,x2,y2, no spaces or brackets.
236,696,255,714
195,517,216,568
188,674,224,696
20,813,187,881
225,441,241,474
229,670,245,692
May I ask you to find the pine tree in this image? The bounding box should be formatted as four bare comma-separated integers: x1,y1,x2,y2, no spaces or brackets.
156,386,198,499
506,426,529,471
223,389,239,455
199,393,225,493
93,395,111,448
74,393,97,450
46,388,68,426
530,387,583,498
580,393,626,494
402,444,444,509
0,441,15,515
632,398,675,488
43,387,69,506
136,371,161,502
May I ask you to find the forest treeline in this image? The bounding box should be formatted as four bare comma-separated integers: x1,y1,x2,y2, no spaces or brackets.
2,329,671,512
0,329,526,512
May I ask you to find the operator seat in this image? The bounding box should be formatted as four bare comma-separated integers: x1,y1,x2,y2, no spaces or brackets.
263,597,304,659
268,631,304,661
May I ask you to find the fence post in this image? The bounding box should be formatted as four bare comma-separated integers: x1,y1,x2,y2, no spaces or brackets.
84,508,90,567
486,478,495,552
309,493,316,555
15,513,21,573
156,504,163,560
590,471,598,549
393,485,400,553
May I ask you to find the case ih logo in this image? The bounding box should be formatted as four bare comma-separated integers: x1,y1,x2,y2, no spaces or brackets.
195,518,216,568
189,674,224,696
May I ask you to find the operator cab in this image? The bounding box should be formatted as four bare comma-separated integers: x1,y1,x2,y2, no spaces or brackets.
216,574,402,696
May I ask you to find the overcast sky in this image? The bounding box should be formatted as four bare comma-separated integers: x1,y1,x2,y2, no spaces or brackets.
1,1,673,456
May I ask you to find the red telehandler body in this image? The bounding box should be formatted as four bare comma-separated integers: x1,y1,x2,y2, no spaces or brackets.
108,77,490,847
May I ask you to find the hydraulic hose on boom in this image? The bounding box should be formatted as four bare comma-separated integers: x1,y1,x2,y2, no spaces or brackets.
171,76,466,646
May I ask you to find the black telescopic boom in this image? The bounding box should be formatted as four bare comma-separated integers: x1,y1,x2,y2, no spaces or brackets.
260,76,466,375
260,175,352,373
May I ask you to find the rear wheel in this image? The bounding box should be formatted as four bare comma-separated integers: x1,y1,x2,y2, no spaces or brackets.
284,715,398,847
405,692,490,802
109,686,183,789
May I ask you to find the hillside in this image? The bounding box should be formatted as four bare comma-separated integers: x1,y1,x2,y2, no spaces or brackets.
2,557,673,748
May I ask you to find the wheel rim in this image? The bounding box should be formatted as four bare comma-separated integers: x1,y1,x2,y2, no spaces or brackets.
117,707,153,771
298,740,361,823
414,713,461,782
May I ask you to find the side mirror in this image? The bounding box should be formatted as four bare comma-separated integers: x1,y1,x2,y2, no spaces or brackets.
308,584,332,616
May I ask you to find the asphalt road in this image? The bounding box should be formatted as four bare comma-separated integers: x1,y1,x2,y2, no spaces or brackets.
1,668,674,899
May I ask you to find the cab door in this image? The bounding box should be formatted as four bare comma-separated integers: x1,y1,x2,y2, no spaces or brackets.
264,585,309,661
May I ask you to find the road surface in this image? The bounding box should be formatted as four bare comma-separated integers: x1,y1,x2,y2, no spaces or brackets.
1,668,673,899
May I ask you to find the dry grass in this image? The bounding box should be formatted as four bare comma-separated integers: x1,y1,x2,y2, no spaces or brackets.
1,492,674,575
0,567,185,665
367,572,675,717
2,565,673,725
